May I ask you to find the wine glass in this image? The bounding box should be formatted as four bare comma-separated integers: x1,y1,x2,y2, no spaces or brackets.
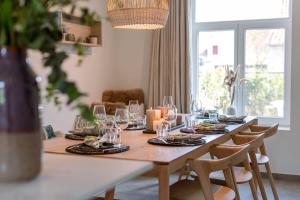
128,100,139,122
163,96,174,107
162,105,177,131
115,108,129,130
93,105,107,122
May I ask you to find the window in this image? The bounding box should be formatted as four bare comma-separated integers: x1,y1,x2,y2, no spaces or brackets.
191,0,291,126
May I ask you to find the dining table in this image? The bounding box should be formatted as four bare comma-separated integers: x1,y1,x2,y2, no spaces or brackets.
0,153,153,200
44,116,257,200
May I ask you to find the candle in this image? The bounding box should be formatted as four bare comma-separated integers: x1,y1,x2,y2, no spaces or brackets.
146,108,161,130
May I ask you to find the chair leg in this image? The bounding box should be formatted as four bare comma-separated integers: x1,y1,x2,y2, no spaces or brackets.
249,152,268,200
265,162,279,200
249,178,259,200
104,188,115,200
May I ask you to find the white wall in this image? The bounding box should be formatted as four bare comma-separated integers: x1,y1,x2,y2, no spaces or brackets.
262,0,300,176
30,0,119,132
113,30,152,101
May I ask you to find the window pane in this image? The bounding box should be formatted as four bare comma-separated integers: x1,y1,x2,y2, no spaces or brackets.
197,31,234,113
195,0,289,22
244,29,285,117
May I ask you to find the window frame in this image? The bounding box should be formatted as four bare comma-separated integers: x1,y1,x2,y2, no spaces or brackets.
190,0,292,126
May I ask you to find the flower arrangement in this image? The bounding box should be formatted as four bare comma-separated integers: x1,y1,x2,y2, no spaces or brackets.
223,65,240,106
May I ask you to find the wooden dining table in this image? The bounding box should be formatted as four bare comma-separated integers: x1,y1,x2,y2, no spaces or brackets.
44,116,257,200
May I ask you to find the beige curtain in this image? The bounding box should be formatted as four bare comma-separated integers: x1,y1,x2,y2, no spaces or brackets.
148,0,190,113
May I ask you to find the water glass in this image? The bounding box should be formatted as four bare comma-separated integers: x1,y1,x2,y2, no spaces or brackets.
73,115,82,130
128,100,140,121
93,104,106,122
115,108,129,130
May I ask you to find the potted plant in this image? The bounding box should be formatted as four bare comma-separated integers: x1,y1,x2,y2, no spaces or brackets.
0,0,98,181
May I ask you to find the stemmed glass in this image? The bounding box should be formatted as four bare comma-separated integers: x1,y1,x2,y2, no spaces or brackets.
162,96,177,130
115,108,129,130
163,96,174,107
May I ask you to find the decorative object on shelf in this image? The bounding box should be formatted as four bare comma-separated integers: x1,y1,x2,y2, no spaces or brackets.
65,33,76,42
223,65,240,116
0,0,98,182
88,36,99,44
107,0,169,29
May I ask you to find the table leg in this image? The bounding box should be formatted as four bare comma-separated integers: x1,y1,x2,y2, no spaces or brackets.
158,165,170,200
104,188,115,200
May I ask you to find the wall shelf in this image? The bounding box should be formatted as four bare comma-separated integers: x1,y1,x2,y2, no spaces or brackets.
56,12,102,47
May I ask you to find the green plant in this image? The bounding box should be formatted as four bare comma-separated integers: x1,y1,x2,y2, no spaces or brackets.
0,0,100,121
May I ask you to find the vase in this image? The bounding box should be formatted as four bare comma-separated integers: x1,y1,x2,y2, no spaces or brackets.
226,105,237,116
0,47,41,182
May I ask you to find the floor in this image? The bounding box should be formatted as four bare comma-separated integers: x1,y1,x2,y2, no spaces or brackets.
97,174,300,200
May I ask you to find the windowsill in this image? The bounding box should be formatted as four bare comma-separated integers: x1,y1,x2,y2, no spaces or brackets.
278,126,291,132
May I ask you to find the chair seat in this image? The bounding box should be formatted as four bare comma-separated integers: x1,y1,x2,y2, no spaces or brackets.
254,153,269,165
210,167,253,184
170,179,235,200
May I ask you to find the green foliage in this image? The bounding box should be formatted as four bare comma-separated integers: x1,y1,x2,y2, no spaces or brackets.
199,66,284,117
0,0,99,122
199,66,229,114
244,68,284,117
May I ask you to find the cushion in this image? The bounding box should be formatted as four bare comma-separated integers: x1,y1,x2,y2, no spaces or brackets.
102,89,144,104
42,125,56,140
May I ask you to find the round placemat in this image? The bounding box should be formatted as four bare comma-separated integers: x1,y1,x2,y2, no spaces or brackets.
66,143,130,155
148,138,206,147
65,134,84,141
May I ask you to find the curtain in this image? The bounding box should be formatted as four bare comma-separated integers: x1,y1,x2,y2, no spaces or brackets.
148,0,191,113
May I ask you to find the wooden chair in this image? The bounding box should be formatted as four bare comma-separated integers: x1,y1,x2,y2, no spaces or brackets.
209,133,265,200
170,144,250,200
237,123,279,200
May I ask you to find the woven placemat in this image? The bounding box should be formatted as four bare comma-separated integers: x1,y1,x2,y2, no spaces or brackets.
66,143,130,155
65,134,85,141
148,137,206,147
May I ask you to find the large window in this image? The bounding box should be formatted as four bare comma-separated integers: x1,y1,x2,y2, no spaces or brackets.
191,0,291,125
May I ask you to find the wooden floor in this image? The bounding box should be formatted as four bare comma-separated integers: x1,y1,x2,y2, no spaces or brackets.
96,174,300,200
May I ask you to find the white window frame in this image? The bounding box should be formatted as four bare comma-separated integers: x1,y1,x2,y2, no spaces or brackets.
190,0,292,126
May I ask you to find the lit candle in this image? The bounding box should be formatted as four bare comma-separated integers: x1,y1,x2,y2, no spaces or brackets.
146,108,161,130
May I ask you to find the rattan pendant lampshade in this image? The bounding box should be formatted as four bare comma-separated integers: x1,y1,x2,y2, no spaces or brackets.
107,0,169,29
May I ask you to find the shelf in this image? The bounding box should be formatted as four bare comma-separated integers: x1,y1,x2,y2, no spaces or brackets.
56,11,102,47
60,40,101,47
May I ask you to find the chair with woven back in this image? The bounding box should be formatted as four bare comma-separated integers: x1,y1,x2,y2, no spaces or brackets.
170,144,250,200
